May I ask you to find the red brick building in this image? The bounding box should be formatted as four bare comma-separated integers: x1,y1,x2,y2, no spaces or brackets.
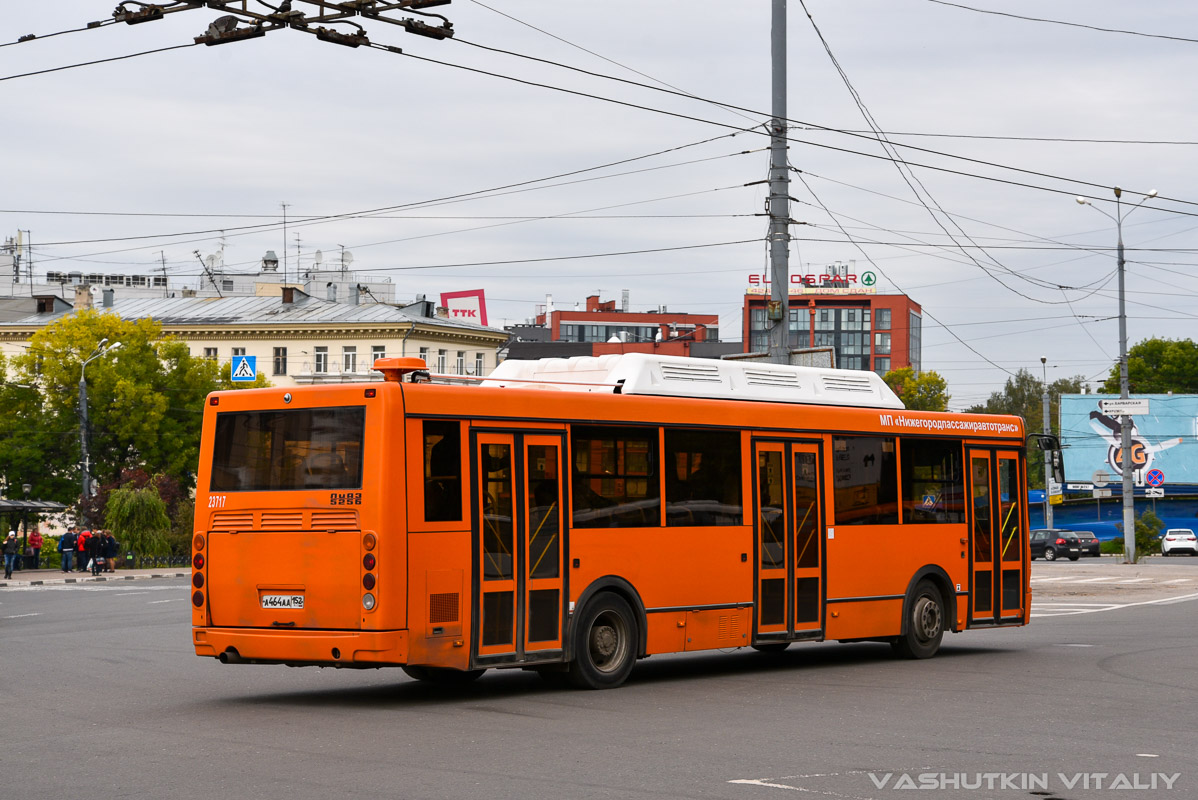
742,271,921,373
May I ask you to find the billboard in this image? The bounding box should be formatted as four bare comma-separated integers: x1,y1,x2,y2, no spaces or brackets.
1060,394,1198,484
440,289,489,326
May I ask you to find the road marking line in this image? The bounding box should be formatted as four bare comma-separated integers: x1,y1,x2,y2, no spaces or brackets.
1115,578,1152,583
1036,591,1198,617
148,598,182,604
3,613,40,619
1072,576,1120,583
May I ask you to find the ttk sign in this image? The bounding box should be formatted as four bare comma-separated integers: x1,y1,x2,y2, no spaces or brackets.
440,289,489,326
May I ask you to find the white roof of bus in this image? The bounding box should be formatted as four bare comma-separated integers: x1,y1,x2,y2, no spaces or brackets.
484,353,905,409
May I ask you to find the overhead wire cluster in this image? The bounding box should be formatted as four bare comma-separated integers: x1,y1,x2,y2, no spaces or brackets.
5,0,1198,393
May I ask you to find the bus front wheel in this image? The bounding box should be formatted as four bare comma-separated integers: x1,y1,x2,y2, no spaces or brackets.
891,581,945,660
569,593,637,689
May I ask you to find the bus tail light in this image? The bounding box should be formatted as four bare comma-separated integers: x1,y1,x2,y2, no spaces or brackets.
193,553,205,570
363,573,376,590
193,591,205,607
363,553,376,571
193,572,205,589
363,593,376,610
193,534,205,551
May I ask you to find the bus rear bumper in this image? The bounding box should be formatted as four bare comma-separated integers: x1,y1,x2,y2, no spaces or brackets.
193,627,409,667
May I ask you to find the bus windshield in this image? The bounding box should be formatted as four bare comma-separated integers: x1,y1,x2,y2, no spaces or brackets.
210,407,366,491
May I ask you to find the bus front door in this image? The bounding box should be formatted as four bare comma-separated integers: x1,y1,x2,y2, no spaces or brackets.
753,440,824,644
474,432,566,666
968,449,1026,625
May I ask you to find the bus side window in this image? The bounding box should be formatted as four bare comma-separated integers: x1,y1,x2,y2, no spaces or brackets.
831,436,898,526
900,438,964,524
424,420,462,522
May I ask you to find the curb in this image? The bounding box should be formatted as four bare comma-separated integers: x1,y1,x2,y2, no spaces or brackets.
0,572,188,589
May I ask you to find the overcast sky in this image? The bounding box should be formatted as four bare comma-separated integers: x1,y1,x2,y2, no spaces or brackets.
4,1,1198,408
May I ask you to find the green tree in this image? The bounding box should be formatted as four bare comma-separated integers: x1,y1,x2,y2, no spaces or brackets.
882,367,951,411
104,484,171,558
1112,510,1164,563
1101,338,1198,394
966,368,1086,489
2,310,268,512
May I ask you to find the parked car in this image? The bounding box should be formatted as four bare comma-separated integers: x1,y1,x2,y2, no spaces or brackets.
1161,528,1198,557
1030,529,1083,561
1072,530,1101,557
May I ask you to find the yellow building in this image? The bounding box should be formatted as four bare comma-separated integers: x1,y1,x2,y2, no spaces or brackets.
0,286,507,385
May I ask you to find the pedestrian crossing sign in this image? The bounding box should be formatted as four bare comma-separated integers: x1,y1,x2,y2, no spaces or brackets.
231,356,257,382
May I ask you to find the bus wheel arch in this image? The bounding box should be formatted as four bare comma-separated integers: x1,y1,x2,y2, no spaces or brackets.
901,566,958,634
892,573,949,660
570,576,648,659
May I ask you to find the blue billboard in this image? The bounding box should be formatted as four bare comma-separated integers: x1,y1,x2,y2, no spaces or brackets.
1060,394,1198,485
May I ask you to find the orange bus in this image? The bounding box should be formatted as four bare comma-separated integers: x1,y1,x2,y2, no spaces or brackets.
191,353,1041,689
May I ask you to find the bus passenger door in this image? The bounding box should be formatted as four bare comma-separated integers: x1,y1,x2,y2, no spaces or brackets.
474,432,566,665
753,440,824,643
967,449,1025,625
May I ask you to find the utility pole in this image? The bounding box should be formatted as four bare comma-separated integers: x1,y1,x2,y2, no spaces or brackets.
281,201,289,288
159,251,168,297
766,0,790,364
1041,356,1053,530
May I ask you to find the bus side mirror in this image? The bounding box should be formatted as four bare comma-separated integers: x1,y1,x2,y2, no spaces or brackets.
1050,449,1065,486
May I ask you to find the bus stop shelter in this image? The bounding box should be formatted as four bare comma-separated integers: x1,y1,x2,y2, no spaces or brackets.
1,498,69,570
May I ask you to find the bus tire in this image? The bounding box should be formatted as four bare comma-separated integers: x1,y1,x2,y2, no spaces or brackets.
891,580,945,660
402,665,486,686
750,643,790,654
568,593,637,689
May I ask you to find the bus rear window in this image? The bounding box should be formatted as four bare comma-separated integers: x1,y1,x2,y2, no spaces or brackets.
210,407,365,491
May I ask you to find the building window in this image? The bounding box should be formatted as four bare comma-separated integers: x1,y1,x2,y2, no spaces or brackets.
222,279,234,292
875,332,891,355
909,311,922,372
815,309,836,331
418,346,429,366
475,353,485,376
314,346,328,374
456,351,466,375
875,357,890,375
343,346,357,373
371,345,386,366
203,347,217,360
437,349,447,373
232,347,246,357
750,308,767,330
273,347,287,376
875,308,891,330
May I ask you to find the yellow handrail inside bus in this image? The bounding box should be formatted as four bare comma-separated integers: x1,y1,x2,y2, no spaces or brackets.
528,501,558,576
1000,501,1018,558
794,501,816,566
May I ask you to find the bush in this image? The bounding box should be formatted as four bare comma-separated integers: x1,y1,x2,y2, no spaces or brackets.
1114,511,1164,562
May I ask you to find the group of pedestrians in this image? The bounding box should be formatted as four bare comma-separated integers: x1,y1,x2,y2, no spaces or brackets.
56,527,119,576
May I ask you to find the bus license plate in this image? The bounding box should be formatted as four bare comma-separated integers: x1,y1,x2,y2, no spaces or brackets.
261,594,304,609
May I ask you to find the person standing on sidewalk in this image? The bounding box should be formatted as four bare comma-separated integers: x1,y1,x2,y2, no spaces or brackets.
76,529,92,572
87,531,105,576
58,528,77,573
29,527,43,570
3,532,19,580
102,531,118,573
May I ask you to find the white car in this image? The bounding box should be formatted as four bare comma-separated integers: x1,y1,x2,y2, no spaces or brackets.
1161,528,1198,557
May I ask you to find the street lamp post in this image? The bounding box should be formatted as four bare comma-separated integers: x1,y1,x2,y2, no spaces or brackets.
1041,357,1053,530
78,339,121,529
1077,187,1156,563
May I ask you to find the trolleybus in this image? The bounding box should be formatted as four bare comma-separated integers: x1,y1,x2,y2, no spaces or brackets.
191,353,1043,689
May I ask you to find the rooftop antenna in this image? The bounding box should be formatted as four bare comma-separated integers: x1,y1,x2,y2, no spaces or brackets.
194,250,223,297
342,249,353,276
281,202,289,287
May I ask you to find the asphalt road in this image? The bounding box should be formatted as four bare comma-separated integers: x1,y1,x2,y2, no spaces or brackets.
1,562,1195,800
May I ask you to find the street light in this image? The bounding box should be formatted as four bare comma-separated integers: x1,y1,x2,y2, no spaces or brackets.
1041,356,1053,530
78,339,121,529
1076,187,1157,563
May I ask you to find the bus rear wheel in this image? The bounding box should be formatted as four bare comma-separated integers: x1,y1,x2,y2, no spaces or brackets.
891,581,945,660
402,665,486,686
568,593,637,689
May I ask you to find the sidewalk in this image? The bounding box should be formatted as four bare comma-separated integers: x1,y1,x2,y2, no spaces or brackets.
0,566,189,588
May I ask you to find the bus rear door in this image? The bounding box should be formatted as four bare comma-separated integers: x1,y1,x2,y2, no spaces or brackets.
473,431,566,667
752,439,825,645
